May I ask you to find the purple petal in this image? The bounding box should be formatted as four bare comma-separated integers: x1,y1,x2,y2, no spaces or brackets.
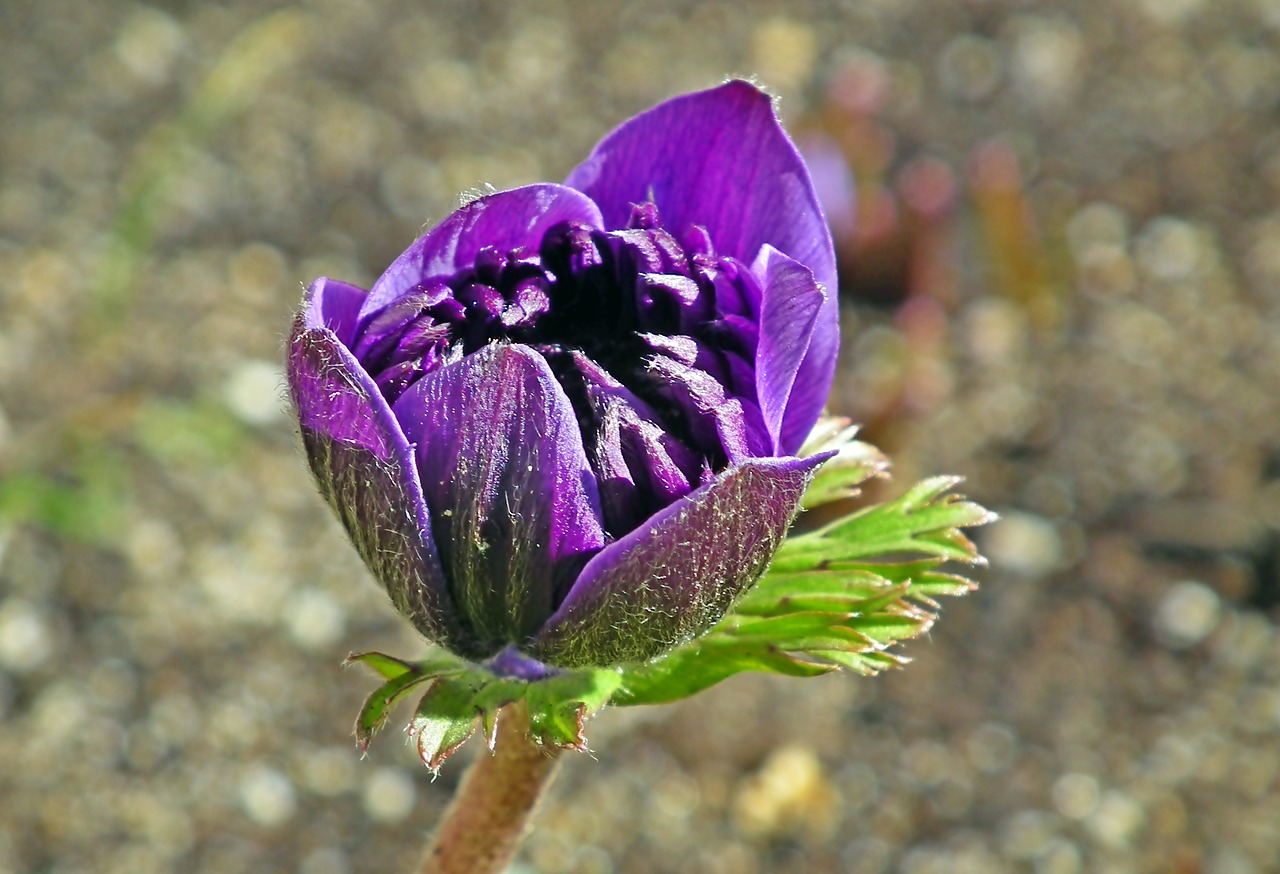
707,258,761,323
639,332,699,366
351,286,445,370
528,453,831,667
285,316,471,653
572,354,699,534
565,80,838,299
646,356,769,465
361,184,604,319
392,343,607,646
303,277,368,347
752,245,829,455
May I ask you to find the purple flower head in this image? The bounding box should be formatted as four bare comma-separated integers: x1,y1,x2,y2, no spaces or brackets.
288,81,840,671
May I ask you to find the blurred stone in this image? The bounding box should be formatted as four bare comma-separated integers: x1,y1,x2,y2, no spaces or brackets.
1135,0,1206,24
967,722,1020,774
1051,773,1100,819
361,767,417,824
1008,16,1084,110
938,34,1002,102
984,512,1063,577
1208,845,1260,874
299,847,351,874
0,598,54,673
1154,581,1222,650
228,243,288,301
1133,501,1262,553
842,836,893,874
284,587,346,651
1001,809,1059,860
1134,217,1204,282
238,765,297,827
222,358,286,426
1085,790,1145,850
733,744,840,842
1034,838,1083,874
124,517,184,581
300,746,357,797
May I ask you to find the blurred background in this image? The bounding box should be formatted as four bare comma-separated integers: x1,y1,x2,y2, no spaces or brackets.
2,1,1279,872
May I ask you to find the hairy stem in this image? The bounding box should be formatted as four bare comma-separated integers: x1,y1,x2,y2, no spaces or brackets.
418,700,562,874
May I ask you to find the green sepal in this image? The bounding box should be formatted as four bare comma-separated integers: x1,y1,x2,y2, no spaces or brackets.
409,675,485,772
525,669,622,750
354,668,434,752
346,651,620,771
345,650,427,681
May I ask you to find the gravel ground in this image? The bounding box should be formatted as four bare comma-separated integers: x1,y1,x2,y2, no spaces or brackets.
2,1,1279,873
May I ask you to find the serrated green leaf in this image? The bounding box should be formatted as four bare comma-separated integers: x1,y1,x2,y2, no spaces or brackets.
723,612,858,641
822,559,939,582
906,570,978,599
355,670,433,751
611,473,993,706
734,591,897,618
799,440,889,509
615,639,834,707
811,648,907,675
737,568,894,611
843,612,930,643
409,676,483,772
772,478,994,571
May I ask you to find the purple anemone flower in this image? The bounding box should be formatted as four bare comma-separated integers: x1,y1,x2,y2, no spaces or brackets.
288,81,840,672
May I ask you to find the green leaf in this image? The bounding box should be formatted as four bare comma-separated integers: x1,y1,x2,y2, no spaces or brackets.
526,669,622,749
347,648,480,756
354,670,433,752
344,651,418,681
614,638,833,706
614,467,994,706
473,679,527,746
724,612,855,640
409,676,484,772
812,648,908,675
345,649,622,766
843,612,930,642
736,570,909,617
773,476,995,570
799,439,889,509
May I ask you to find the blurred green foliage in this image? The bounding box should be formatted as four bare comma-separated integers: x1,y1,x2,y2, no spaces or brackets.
1,11,307,545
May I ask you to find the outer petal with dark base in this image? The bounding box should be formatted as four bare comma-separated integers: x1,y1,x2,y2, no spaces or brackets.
392,344,608,652
288,281,473,654
565,80,841,457
528,453,832,667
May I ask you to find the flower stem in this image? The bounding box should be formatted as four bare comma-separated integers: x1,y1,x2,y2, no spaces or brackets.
417,699,562,874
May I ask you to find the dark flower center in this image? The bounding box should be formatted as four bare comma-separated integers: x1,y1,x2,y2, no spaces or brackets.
353,203,770,536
